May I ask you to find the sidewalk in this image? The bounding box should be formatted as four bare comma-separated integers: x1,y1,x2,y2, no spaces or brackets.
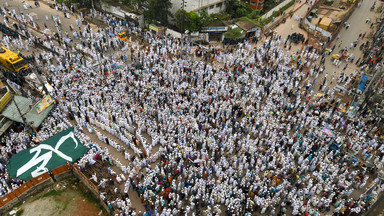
273,1,310,41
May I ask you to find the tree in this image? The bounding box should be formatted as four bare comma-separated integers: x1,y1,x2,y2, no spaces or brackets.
144,0,172,25
248,10,261,19
175,10,202,32
236,7,249,17
226,27,243,40
199,9,212,27
175,9,188,31
185,12,201,32
225,0,253,18
224,0,237,15
122,0,145,11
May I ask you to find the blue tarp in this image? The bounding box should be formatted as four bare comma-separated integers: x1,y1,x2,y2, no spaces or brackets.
358,75,367,91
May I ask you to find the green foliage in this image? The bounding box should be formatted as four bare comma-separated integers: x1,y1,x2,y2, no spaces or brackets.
121,0,145,10
175,9,187,31
262,16,273,25
175,9,200,32
272,10,279,17
15,209,23,216
68,177,79,185
279,0,295,14
175,9,216,32
260,0,295,26
263,0,279,13
226,27,243,40
238,17,264,28
186,12,201,32
247,10,261,19
236,8,249,18
210,12,232,21
62,199,70,211
144,0,172,25
199,9,212,27
269,0,295,18
225,0,252,18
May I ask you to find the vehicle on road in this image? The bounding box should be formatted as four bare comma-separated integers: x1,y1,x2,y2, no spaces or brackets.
0,46,28,72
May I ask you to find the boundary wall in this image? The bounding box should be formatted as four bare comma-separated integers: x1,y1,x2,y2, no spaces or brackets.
0,165,112,215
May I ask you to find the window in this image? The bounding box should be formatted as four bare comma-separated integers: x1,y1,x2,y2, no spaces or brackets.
209,5,214,10
258,1,264,6
250,2,256,5
216,2,223,8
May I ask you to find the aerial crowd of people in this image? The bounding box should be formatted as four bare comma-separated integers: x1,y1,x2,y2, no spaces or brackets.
0,0,383,216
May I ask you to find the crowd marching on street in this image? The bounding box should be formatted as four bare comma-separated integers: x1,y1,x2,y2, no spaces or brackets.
0,0,383,215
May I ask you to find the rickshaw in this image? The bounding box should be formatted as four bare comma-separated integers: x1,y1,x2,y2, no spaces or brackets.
331,54,340,59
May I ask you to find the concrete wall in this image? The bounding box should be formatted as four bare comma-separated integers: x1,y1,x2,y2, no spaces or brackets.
302,18,332,41
261,0,294,19
165,28,182,38
0,178,53,215
325,0,360,45
170,0,225,15
191,33,209,42
0,167,111,215
100,2,144,27
300,0,359,43
72,168,111,215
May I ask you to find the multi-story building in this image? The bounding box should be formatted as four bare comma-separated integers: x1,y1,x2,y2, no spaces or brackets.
249,0,264,10
170,0,226,15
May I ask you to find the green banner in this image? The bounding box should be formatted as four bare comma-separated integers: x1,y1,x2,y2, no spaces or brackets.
8,127,89,180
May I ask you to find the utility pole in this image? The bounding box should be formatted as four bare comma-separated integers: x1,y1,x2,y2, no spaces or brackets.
91,0,95,14
12,94,38,134
181,0,187,33
12,95,27,125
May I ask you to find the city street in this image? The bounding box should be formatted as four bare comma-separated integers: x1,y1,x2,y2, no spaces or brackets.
274,0,310,40
321,0,381,88
0,0,383,215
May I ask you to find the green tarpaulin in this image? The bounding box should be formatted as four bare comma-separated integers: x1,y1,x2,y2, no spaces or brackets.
8,127,89,180
1,95,55,128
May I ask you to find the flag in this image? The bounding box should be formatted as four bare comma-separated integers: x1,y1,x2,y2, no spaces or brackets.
7,127,89,180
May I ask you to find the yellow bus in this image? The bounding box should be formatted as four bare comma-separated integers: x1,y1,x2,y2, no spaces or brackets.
0,46,28,72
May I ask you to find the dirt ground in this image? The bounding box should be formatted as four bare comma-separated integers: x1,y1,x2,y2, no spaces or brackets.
8,178,106,216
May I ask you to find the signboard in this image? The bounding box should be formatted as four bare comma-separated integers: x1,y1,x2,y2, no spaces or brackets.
0,87,11,112
149,25,159,32
322,127,335,137
7,127,89,180
36,95,53,114
111,63,118,73
201,27,228,33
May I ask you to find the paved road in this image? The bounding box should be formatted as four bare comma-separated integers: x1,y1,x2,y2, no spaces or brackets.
3,0,90,41
1,0,383,214
274,0,311,41
2,0,130,62
319,0,381,92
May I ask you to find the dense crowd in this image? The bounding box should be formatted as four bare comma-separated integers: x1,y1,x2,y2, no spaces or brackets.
0,1,383,216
